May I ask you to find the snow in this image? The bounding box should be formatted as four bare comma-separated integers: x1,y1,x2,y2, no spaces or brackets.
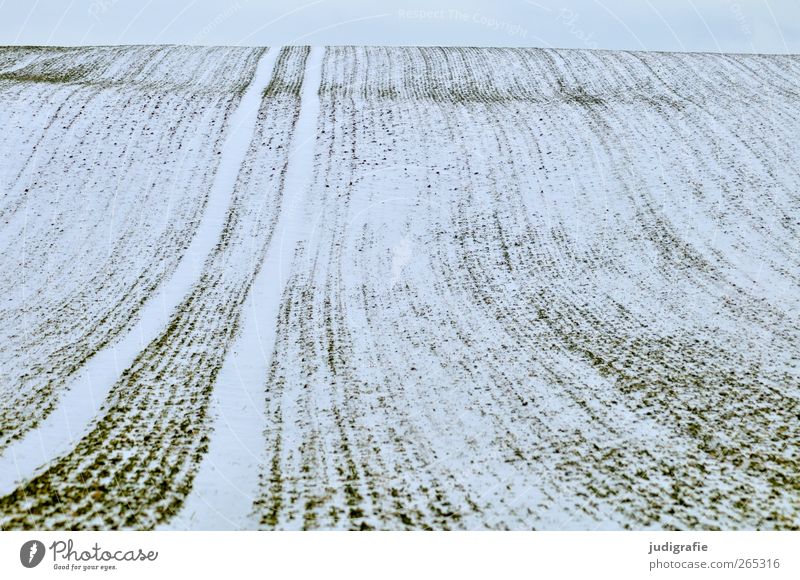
0,46,264,453
1,45,799,530
164,46,324,530
0,47,272,496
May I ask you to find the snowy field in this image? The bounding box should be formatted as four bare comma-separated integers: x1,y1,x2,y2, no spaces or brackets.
0,45,798,530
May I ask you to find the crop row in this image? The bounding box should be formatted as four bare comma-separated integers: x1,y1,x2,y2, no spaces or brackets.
0,46,309,529
254,47,799,529
0,47,264,452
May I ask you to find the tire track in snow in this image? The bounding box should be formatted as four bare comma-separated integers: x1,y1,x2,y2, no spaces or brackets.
253,46,800,530
0,48,264,452
0,47,265,449
163,46,323,530
0,47,273,510
3,45,798,530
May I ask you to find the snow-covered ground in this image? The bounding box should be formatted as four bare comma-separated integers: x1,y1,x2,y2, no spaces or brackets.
0,46,798,530
0,46,264,454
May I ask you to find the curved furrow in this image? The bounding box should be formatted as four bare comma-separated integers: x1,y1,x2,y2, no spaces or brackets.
440,67,799,527
4,45,798,530
0,47,264,452
0,46,310,529
255,46,799,530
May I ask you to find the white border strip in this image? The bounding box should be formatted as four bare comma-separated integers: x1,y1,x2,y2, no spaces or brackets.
0,531,798,579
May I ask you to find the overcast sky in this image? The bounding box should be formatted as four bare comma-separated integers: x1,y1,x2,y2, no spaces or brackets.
1,0,798,53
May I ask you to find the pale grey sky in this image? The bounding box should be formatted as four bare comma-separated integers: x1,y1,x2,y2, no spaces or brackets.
0,0,798,53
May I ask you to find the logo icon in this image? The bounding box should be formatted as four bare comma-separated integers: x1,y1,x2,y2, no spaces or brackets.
20,540,46,568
